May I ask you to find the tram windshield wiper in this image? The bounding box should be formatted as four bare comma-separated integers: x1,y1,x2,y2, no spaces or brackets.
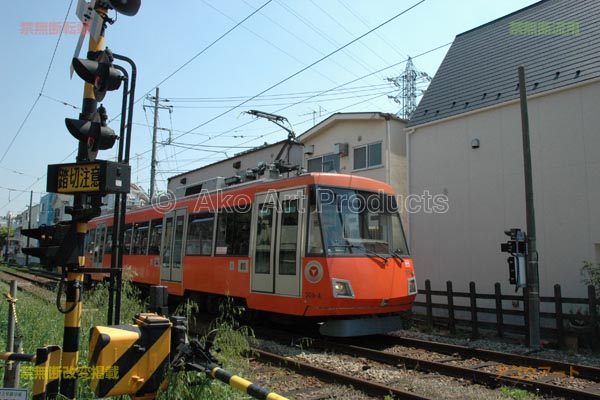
348,244,388,262
390,248,405,262
327,244,388,262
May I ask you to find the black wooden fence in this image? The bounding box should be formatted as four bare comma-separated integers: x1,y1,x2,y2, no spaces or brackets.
413,280,599,350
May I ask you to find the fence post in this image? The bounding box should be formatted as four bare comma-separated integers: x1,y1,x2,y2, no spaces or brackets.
470,281,479,339
446,281,455,334
495,283,504,338
4,280,18,388
554,284,564,349
588,285,598,352
425,280,433,329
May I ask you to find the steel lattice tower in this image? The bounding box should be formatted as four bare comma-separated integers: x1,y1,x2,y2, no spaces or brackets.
387,57,431,120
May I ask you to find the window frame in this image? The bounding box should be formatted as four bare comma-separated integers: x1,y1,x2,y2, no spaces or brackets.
353,141,383,171
307,153,340,173
186,212,215,256
215,208,251,256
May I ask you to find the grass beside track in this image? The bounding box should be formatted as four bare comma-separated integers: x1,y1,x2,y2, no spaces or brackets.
0,265,257,399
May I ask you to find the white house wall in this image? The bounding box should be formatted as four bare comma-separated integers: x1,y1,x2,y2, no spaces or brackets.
408,81,600,298
301,117,408,221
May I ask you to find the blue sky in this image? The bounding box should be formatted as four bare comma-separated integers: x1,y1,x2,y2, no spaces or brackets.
0,0,538,216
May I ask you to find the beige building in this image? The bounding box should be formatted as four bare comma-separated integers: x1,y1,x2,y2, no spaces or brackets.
298,112,408,221
406,0,600,298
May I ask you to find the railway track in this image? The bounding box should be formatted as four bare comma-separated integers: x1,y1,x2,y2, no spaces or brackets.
0,267,60,290
5,268,599,399
254,327,600,399
251,348,432,400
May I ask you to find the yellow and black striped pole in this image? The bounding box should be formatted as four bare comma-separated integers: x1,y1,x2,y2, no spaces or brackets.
34,345,62,399
208,365,289,400
59,8,106,398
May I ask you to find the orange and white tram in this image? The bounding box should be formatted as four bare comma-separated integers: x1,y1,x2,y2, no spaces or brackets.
85,172,417,336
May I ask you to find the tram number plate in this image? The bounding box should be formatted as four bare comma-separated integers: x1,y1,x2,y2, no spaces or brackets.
305,291,322,299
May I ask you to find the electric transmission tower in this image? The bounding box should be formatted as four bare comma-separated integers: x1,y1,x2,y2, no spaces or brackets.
387,57,431,120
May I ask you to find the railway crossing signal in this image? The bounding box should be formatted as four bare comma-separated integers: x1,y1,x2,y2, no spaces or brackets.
65,105,117,161
501,228,527,290
71,49,122,101
21,223,73,269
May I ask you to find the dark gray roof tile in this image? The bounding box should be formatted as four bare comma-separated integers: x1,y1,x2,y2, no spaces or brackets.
408,0,600,127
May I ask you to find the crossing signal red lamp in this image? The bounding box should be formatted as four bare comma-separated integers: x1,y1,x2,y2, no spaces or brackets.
66,105,117,161
72,49,122,101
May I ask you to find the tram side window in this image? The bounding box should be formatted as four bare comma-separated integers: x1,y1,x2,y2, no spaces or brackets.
148,219,162,255
86,229,96,256
132,221,149,255
307,187,324,255
187,213,214,255
215,208,251,255
123,224,133,255
105,231,113,254
279,198,299,275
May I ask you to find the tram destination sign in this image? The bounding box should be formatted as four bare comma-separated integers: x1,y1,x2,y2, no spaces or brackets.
47,160,130,195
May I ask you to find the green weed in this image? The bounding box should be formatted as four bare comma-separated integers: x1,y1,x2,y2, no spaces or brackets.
500,386,537,399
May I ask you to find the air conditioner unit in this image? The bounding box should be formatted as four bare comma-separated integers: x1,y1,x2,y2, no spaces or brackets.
303,144,314,155
334,143,348,157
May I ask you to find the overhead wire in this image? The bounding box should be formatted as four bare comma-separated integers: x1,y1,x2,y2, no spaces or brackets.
169,0,426,144
0,0,75,164
130,4,430,177
165,88,395,109
337,0,409,64
274,0,379,78
308,0,397,78
132,39,450,180
165,82,391,102
125,0,274,112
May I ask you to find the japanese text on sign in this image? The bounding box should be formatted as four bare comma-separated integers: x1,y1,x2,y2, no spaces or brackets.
56,164,101,193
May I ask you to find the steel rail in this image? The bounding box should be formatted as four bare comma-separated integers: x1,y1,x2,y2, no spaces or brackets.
378,335,600,382
318,339,600,400
252,348,434,400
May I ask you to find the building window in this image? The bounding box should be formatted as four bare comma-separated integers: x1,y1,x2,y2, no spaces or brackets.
353,142,382,170
307,153,340,173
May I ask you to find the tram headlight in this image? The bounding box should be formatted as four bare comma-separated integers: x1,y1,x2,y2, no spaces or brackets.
332,279,354,298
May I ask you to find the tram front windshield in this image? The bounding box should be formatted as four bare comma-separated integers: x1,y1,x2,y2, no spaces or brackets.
312,186,409,257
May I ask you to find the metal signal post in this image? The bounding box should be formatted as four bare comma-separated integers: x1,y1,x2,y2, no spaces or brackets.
59,7,107,397
35,1,139,398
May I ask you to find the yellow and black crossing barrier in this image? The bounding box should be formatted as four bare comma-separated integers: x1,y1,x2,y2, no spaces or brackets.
208,365,289,400
33,345,62,400
0,352,35,363
88,313,171,398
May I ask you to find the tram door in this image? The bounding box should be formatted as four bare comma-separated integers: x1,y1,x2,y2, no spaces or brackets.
93,223,107,268
251,189,303,296
160,208,187,282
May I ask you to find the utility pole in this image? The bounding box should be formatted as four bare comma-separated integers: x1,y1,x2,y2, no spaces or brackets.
4,213,12,262
150,87,159,200
518,66,540,349
145,88,172,200
25,190,33,266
